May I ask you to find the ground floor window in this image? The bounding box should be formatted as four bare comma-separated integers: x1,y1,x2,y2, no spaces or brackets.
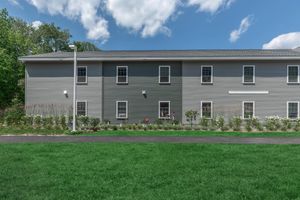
159,101,170,119
76,101,87,116
201,101,212,118
116,101,128,119
287,101,299,119
243,101,255,119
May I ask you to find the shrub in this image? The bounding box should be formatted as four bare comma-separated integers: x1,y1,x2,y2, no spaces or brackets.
199,118,209,130
44,116,54,129
34,115,42,129
265,116,281,131
231,117,242,131
24,115,34,127
4,104,25,126
245,120,252,132
78,116,89,129
216,116,225,130
90,118,100,131
60,115,67,130
281,118,292,131
185,110,199,127
294,119,300,131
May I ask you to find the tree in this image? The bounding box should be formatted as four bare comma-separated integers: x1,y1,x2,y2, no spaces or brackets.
185,110,199,127
74,41,100,52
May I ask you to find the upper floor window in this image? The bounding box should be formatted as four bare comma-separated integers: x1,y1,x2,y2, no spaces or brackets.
77,66,87,84
116,101,128,119
201,66,213,84
159,66,171,84
287,101,299,119
243,65,255,84
159,101,170,119
243,101,255,119
116,66,128,84
201,101,213,119
76,100,87,116
287,65,299,84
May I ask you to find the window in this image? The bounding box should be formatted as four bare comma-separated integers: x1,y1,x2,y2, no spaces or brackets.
287,101,299,119
116,101,128,119
243,65,255,84
76,101,87,116
201,66,213,84
159,66,170,84
243,101,255,119
201,101,213,118
116,66,128,84
77,66,87,84
287,65,299,83
159,101,170,119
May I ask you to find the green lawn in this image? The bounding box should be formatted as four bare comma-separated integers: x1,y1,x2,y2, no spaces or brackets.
2,128,300,137
1,143,300,199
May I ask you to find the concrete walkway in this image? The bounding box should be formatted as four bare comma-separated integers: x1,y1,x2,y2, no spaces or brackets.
1,136,300,144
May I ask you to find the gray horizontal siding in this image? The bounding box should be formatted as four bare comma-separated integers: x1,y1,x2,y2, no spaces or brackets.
25,62,102,118
103,61,182,124
182,61,300,122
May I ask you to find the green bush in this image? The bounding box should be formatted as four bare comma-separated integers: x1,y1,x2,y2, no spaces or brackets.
216,116,225,130
199,118,209,130
4,104,24,126
34,115,42,129
89,118,100,131
78,116,89,129
245,120,252,132
231,117,242,131
265,117,281,131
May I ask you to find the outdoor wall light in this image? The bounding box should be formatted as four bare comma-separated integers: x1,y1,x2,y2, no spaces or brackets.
63,90,68,98
142,90,147,98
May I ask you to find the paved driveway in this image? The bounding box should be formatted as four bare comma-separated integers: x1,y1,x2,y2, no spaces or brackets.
1,136,300,144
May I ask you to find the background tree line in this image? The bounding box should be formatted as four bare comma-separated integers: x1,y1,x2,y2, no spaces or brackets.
0,8,100,111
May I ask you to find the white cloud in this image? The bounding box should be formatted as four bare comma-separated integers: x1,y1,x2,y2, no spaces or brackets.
8,0,21,6
31,20,43,30
106,0,178,37
25,0,237,42
26,0,110,42
186,0,235,14
262,32,300,49
229,15,253,43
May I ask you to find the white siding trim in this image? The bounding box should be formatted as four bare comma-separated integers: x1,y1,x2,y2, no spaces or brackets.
116,66,128,84
201,65,213,84
242,101,255,119
229,91,269,94
116,101,128,119
159,65,171,84
242,65,255,84
287,101,300,119
158,101,171,119
200,101,213,119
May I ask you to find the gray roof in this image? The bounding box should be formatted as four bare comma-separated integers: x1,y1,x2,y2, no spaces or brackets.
19,49,300,62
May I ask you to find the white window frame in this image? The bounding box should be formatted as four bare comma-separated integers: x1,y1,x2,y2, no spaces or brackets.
76,66,88,84
243,65,255,84
116,66,128,84
76,100,88,116
287,65,300,84
158,101,171,119
159,65,171,84
200,101,213,119
116,101,128,119
287,101,299,119
201,65,213,84
242,101,255,119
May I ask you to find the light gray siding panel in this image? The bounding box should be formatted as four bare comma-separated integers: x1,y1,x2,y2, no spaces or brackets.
182,61,300,122
25,62,102,118
103,61,182,124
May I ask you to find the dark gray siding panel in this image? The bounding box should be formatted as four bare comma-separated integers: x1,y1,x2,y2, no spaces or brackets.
103,61,182,124
25,62,102,118
182,61,300,122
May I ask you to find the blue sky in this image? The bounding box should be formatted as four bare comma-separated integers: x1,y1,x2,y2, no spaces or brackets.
2,0,300,50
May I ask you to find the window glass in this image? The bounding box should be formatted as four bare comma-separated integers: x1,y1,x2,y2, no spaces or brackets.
117,67,128,83
243,102,254,119
159,102,170,118
117,101,127,118
244,66,254,83
288,66,298,83
77,67,87,83
288,102,298,119
202,66,212,83
202,102,212,118
77,101,86,116
159,66,170,83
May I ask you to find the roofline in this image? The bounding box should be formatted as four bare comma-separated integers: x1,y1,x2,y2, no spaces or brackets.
19,56,300,62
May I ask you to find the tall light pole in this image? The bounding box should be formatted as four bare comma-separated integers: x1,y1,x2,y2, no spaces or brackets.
69,44,77,132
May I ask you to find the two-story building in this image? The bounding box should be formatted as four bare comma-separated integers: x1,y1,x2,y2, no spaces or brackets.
20,49,300,124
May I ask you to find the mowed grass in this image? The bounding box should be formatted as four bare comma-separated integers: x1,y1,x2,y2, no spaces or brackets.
1,143,300,199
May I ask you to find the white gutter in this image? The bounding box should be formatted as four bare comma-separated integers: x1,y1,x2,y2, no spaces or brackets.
19,56,300,62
